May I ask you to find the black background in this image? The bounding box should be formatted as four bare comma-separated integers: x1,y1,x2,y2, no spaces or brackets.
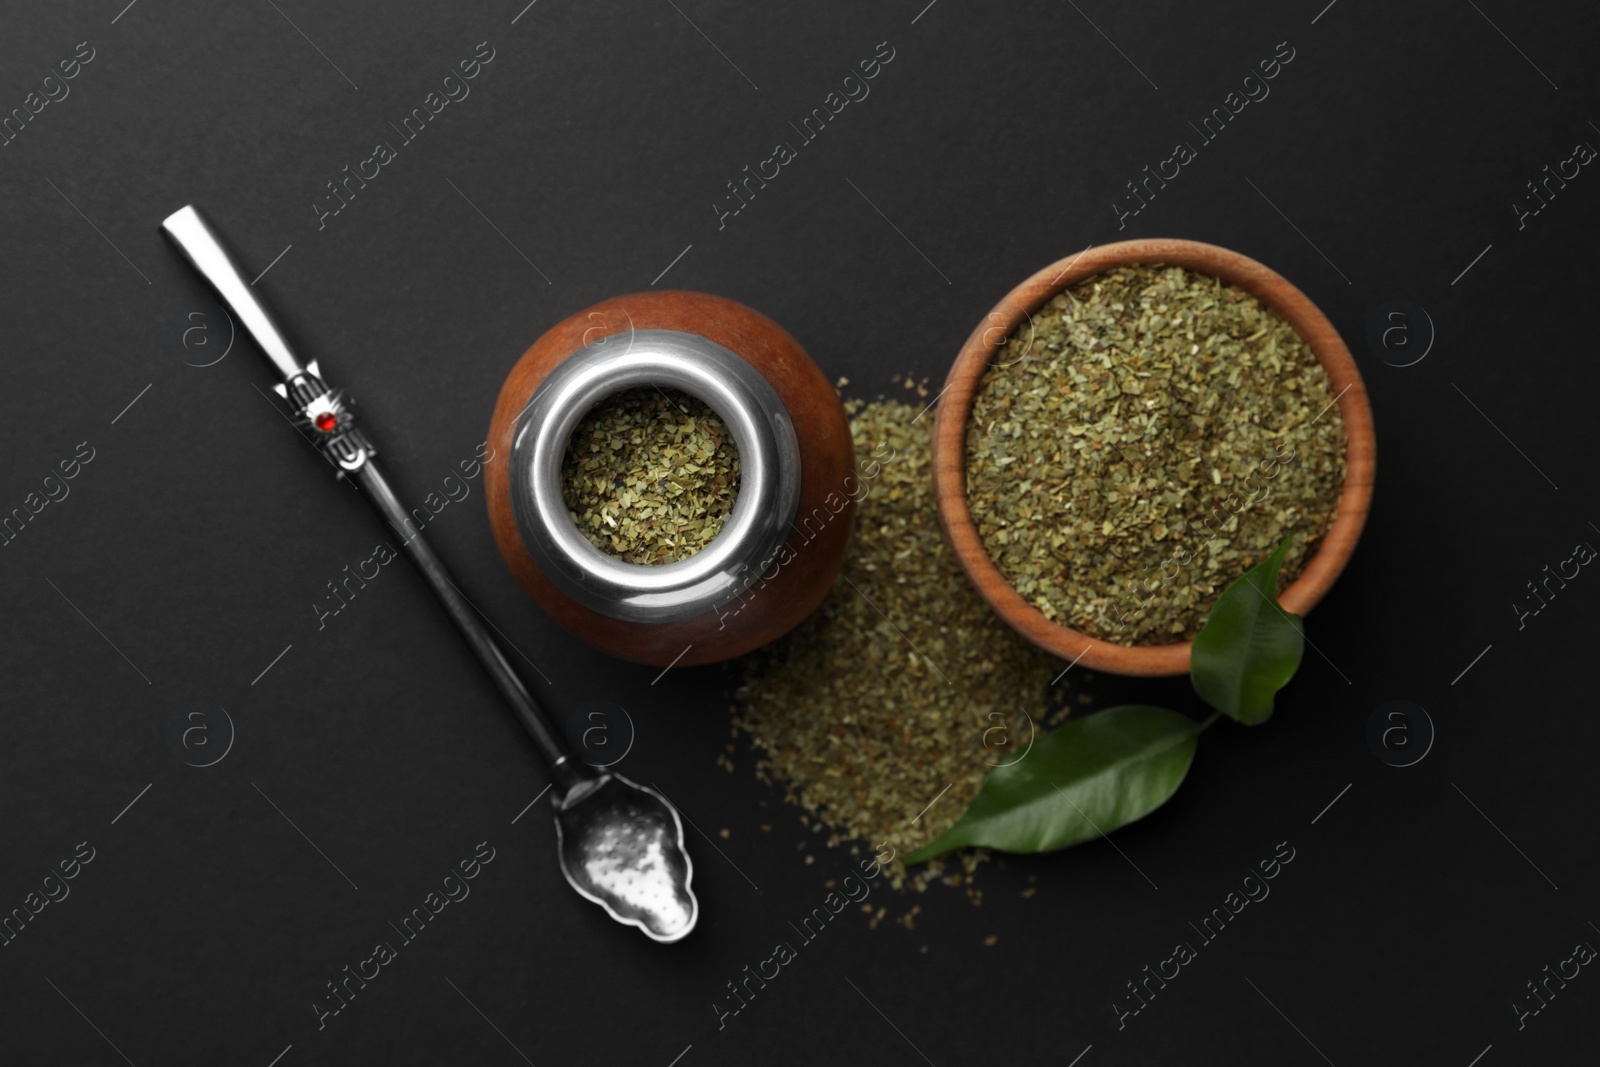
2,1,1597,1064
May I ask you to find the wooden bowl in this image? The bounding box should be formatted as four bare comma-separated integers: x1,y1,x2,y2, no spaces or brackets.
486,290,857,668
931,239,1376,677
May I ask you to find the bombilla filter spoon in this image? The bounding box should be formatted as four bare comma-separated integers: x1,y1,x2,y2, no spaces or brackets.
159,204,698,943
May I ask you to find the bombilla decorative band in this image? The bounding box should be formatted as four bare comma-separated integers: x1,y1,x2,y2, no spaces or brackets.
277,371,375,473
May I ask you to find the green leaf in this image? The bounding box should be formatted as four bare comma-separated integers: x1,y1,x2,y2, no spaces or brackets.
1190,537,1306,725
904,705,1199,864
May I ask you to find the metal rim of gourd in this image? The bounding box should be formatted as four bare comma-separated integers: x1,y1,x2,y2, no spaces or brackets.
510,329,801,624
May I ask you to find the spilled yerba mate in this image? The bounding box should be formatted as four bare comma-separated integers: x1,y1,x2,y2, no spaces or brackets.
736,398,1070,890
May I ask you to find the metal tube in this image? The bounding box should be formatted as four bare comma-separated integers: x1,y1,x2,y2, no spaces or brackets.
160,205,308,381
352,460,580,790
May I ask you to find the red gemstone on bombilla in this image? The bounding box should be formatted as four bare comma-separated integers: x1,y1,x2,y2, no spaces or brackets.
314,412,338,432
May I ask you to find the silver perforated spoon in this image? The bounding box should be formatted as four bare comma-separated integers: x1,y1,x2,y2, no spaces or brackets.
161,204,697,943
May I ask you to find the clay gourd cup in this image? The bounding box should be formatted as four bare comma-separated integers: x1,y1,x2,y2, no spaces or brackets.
931,238,1376,677
486,290,856,668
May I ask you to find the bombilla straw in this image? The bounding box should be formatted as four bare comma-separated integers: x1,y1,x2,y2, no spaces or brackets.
159,205,582,792
160,205,698,943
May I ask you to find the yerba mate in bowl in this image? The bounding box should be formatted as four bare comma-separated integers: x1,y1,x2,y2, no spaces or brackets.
560,387,740,566
932,240,1375,677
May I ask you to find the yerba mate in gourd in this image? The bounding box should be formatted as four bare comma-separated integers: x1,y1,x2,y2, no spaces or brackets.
560,388,740,566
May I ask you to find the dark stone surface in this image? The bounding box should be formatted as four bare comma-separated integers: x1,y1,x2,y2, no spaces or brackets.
1,1,1595,1063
